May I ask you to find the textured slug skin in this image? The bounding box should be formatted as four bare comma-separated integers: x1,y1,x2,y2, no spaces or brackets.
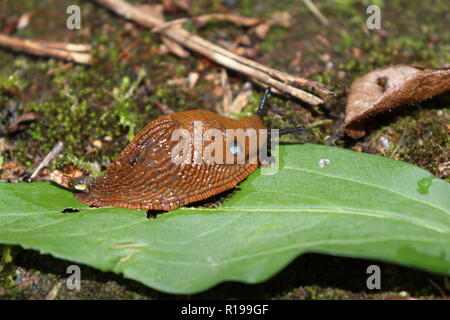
75,110,266,211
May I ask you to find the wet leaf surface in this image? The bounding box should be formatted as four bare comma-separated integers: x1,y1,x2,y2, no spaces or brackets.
0,144,449,294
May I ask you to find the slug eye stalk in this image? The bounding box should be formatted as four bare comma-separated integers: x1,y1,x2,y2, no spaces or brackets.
256,87,307,137
256,87,271,117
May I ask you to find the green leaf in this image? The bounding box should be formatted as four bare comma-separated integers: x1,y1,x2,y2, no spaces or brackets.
0,144,449,294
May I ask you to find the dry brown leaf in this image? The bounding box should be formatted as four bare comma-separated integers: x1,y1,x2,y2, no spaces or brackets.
345,65,450,139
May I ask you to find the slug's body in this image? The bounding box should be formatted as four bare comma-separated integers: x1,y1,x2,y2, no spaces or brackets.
75,110,266,211
74,88,304,211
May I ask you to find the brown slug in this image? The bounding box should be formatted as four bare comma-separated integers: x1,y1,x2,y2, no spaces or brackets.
74,88,304,211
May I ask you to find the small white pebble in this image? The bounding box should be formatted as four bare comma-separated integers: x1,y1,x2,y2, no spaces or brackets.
319,159,331,168
379,136,390,151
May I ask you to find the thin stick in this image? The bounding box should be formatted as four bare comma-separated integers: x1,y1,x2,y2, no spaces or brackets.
193,14,262,27
0,33,92,65
91,0,332,104
33,39,92,52
302,0,330,26
154,101,175,114
29,141,64,180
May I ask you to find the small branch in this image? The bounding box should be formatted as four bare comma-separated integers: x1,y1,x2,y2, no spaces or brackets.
0,33,92,65
193,14,262,27
303,0,330,27
153,14,261,33
29,141,64,180
92,0,333,105
155,101,175,114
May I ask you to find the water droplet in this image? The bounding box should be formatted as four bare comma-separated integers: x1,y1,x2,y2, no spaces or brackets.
319,159,331,168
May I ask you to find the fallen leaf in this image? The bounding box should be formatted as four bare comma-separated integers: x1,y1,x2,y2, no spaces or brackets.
345,65,450,138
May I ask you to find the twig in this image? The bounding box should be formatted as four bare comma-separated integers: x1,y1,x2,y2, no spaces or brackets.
5,112,37,134
0,33,92,64
29,141,64,180
152,17,188,33
153,14,261,33
154,101,175,114
427,278,446,297
32,39,92,52
302,0,330,26
45,281,64,300
193,14,262,27
92,0,333,105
